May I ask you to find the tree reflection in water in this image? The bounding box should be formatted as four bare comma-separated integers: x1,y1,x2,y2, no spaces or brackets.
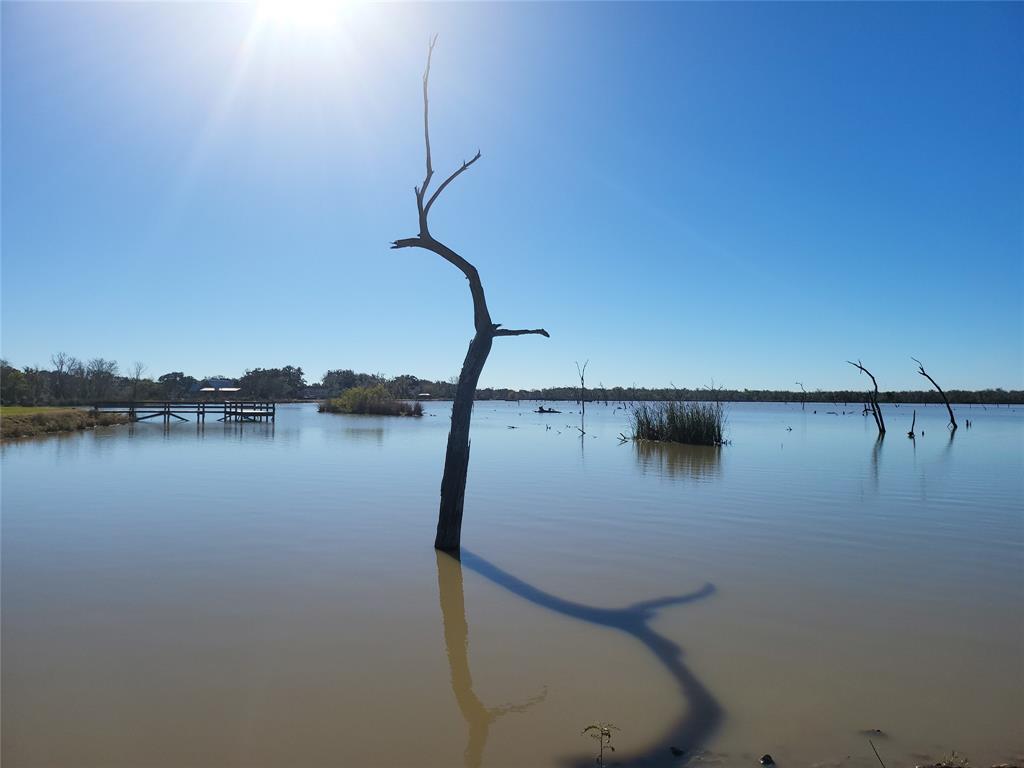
436,550,721,767
436,551,547,768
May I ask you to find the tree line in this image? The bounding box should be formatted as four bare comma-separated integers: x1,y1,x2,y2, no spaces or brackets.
1,356,1019,406
499,385,1022,405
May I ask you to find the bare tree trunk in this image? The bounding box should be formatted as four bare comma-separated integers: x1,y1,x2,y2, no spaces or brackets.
393,38,549,553
576,360,588,419
847,360,886,436
913,358,957,432
436,332,493,551
131,361,146,403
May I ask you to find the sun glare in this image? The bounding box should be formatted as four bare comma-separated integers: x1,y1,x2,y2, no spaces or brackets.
256,0,343,32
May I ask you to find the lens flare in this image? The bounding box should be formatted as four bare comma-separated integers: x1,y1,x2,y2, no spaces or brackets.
256,0,343,31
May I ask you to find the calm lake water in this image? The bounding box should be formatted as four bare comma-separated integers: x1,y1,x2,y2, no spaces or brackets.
2,401,1022,767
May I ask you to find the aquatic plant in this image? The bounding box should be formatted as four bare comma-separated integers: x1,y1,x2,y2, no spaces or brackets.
319,385,423,417
582,722,619,768
629,400,725,446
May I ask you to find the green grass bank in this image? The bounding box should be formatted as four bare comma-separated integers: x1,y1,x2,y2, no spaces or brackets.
1,407,129,440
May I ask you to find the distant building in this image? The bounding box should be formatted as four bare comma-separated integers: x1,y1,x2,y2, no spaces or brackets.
191,377,241,395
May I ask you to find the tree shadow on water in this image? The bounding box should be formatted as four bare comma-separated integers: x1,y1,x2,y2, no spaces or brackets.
437,549,721,767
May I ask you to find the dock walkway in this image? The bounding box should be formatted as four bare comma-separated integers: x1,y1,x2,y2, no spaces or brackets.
94,401,275,423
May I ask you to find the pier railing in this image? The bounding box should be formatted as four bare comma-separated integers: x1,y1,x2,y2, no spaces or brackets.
93,401,275,423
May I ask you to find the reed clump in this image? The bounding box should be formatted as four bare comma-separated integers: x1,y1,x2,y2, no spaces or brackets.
629,400,726,446
320,385,424,417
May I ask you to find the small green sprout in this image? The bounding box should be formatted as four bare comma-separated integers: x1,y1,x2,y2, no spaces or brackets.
582,722,620,768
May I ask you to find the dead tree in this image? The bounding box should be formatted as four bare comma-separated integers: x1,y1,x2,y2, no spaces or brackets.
912,358,957,432
392,38,549,553
130,361,147,402
847,360,886,436
576,360,589,417
795,381,806,410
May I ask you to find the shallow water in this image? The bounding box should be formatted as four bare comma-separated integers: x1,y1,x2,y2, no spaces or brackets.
2,401,1021,767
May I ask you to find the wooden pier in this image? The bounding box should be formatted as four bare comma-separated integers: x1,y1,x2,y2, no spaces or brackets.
94,401,275,424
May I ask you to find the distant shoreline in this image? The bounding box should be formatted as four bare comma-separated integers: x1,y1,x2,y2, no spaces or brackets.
295,395,1023,406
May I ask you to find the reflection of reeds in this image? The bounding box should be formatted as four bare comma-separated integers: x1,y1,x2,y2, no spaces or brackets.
342,427,385,445
635,441,722,481
629,401,725,446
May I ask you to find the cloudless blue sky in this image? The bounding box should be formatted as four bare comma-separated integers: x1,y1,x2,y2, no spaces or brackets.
2,1,1021,390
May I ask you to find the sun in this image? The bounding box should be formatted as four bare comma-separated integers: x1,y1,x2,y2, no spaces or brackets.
255,0,344,32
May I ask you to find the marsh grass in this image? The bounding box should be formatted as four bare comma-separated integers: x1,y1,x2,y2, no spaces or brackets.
629,400,726,446
319,385,424,417
0,408,128,439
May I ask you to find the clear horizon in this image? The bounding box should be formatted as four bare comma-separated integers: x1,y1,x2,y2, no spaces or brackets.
2,2,1021,391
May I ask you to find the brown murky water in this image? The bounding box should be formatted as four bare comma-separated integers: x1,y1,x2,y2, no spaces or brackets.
2,402,1021,767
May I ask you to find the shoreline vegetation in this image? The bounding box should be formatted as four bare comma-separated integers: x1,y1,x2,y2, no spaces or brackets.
319,385,423,417
0,407,129,440
2,358,1021,407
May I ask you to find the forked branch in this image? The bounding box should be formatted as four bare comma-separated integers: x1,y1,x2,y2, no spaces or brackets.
393,37,548,342
411,35,481,236
425,151,482,217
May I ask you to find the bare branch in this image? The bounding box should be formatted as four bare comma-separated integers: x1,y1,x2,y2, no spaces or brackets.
847,359,885,435
494,327,550,338
393,234,492,332
846,360,879,393
912,357,957,431
869,739,888,768
420,35,438,199
424,151,482,216
411,36,483,231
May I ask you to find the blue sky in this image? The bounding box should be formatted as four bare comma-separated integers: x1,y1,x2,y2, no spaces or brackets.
2,1,1021,390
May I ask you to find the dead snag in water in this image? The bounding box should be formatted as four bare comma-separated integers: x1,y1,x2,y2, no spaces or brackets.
576,359,589,438
868,738,888,768
795,381,806,410
847,360,886,436
576,360,589,416
392,37,549,553
912,358,957,432
908,409,916,439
